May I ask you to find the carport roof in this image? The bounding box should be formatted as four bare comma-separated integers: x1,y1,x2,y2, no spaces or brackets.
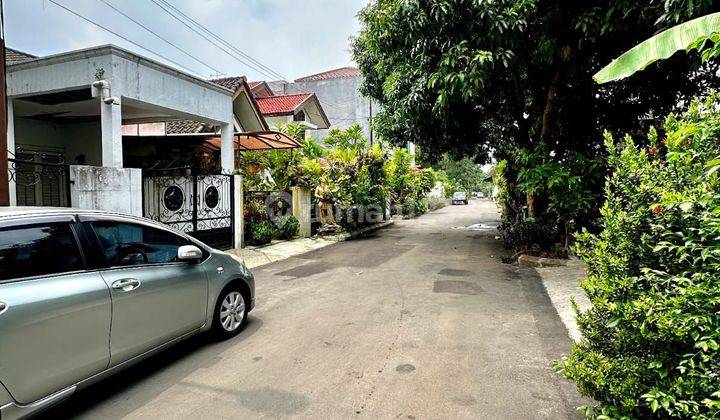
203,131,302,151
7,44,234,96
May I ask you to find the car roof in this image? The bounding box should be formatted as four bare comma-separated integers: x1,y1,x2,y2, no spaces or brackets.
0,207,213,250
0,207,122,219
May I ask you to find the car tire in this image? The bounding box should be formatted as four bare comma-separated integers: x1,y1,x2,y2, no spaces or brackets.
212,285,248,339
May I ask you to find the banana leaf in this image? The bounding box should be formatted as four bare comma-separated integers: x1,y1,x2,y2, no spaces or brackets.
594,12,720,84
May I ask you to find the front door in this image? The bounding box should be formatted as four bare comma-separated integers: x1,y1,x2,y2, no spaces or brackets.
85,219,209,366
0,221,111,404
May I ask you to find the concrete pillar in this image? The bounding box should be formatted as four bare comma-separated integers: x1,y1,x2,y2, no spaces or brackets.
7,99,16,206
292,186,312,238
221,123,234,174
233,174,244,248
100,99,123,167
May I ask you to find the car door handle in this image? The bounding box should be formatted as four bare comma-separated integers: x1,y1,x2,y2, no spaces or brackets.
0,302,7,314
111,278,141,292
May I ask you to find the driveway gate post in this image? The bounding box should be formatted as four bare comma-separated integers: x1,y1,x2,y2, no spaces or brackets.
292,186,312,238
233,174,244,248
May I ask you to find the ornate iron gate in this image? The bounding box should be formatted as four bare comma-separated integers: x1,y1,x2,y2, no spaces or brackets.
9,155,71,207
142,168,235,249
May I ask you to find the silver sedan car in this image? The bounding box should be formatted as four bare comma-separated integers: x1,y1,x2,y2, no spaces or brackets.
0,208,255,419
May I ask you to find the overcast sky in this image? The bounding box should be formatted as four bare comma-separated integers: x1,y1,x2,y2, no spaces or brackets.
4,0,368,82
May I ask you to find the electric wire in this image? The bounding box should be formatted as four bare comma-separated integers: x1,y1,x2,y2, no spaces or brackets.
46,0,206,77
154,0,287,81
97,0,223,75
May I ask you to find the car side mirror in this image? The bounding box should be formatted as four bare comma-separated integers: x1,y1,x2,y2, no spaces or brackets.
178,245,203,261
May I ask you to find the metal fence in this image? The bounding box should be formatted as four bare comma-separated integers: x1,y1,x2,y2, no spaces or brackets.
142,168,235,250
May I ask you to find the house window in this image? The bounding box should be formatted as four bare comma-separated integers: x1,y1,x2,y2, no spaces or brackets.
293,111,306,122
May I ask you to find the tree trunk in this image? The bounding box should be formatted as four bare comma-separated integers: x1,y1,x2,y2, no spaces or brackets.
526,69,562,219
541,70,561,143
526,192,536,218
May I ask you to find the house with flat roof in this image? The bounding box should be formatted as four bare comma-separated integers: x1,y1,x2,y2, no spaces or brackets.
5,44,243,248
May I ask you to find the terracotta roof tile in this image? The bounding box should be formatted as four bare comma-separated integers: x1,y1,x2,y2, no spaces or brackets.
6,48,37,65
256,93,312,115
210,76,246,92
295,67,360,82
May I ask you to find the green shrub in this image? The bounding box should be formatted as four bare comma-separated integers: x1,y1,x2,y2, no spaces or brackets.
423,196,448,211
556,94,720,419
277,215,300,240
498,216,557,254
250,220,276,245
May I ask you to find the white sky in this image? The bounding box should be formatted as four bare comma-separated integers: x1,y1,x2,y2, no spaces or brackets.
4,0,368,82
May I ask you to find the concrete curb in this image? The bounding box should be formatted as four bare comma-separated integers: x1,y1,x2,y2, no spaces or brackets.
322,219,395,242
232,220,395,269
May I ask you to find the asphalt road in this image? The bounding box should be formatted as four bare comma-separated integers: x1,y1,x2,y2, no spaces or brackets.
41,199,585,419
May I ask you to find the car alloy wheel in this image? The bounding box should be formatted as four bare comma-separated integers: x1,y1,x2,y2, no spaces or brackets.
219,291,245,332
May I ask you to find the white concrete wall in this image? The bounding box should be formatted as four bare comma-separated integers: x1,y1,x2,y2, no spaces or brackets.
69,165,142,216
276,76,378,141
109,52,232,124
264,115,293,130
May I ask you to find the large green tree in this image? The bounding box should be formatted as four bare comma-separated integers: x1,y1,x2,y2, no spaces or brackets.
353,0,720,220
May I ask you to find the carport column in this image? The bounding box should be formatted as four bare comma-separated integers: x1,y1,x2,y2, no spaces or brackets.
292,186,312,238
7,99,16,206
233,174,244,248
220,123,234,174
100,97,123,167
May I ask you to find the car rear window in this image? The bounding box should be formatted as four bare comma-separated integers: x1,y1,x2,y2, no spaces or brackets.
0,224,83,281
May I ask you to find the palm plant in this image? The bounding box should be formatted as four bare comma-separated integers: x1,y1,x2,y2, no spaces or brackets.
594,12,720,83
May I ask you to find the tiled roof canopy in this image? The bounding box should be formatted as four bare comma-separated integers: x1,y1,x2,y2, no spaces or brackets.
255,93,312,115
165,120,215,135
6,48,37,65
295,67,360,82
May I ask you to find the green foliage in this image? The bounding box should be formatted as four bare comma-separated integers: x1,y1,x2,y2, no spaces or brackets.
239,124,434,234
556,94,720,419
432,169,458,199
515,144,603,249
324,124,367,149
355,0,720,257
595,12,720,84
238,122,328,191
245,199,266,221
499,217,557,255
422,196,448,212
250,220,277,246
386,149,436,216
430,154,492,196
354,0,718,159
276,215,300,240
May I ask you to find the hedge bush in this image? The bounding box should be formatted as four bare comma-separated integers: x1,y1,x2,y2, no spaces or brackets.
556,94,720,419
250,220,276,246
277,215,300,240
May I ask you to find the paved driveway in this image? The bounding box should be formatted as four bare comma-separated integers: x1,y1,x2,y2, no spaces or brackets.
41,200,584,419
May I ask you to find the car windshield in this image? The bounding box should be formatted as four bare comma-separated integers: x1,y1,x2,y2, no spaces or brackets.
453,192,466,198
